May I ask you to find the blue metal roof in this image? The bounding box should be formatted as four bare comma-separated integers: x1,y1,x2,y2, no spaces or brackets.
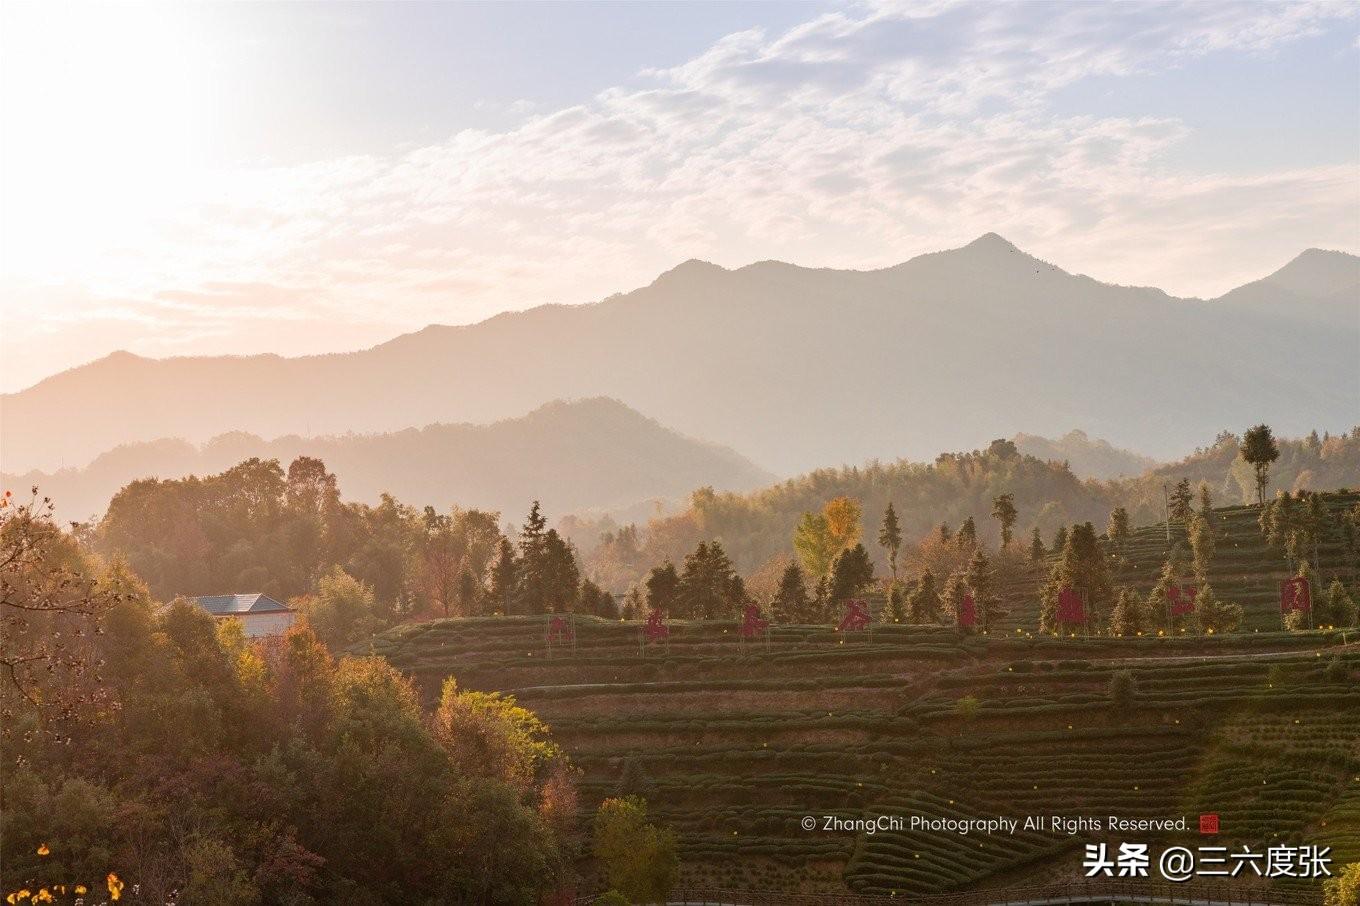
192,593,291,616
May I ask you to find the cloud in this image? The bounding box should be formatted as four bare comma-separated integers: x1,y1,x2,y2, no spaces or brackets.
3,0,1357,390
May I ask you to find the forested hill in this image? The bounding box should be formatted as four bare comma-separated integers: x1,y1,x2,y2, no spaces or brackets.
582,429,1360,591
1,397,773,524
4,235,1356,475
1012,430,1159,479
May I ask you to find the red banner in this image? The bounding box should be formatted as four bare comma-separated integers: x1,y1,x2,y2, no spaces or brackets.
740,603,769,638
1280,577,1311,613
958,592,976,629
1168,583,1197,616
643,608,670,640
1056,586,1086,625
838,599,871,632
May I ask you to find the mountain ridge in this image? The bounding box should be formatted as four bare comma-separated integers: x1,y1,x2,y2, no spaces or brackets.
2,397,774,524
3,234,1356,474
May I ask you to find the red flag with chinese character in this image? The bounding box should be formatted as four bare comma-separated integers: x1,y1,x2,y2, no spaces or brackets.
1293,578,1311,612
958,592,976,628
1057,586,1085,625
1169,583,1197,616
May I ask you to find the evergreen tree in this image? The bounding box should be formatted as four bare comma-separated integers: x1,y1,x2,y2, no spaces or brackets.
1052,525,1068,554
1029,527,1046,564
887,583,906,623
1302,492,1326,570
878,502,903,581
676,540,744,619
457,567,479,617
991,494,1018,549
516,501,551,615
645,562,681,614
1241,424,1281,506
907,570,942,623
811,575,832,624
956,516,978,551
1108,670,1137,710
1169,478,1194,523
1145,555,1191,634
1108,587,1145,636
940,571,967,627
1188,512,1215,582
1038,523,1111,633
771,562,812,623
937,522,953,545
488,538,518,615
1197,483,1213,519
1106,507,1130,557
1319,578,1358,629
1194,584,1243,634
964,547,1001,631
622,587,643,620
580,578,617,618
537,528,581,614
827,543,874,606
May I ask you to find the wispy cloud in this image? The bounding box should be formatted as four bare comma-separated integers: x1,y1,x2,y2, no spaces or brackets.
3,0,1356,391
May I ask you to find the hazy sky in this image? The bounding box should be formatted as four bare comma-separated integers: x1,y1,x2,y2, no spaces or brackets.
2,0,1357,392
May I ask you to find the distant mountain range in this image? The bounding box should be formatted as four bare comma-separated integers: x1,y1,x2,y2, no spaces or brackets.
3,234,1356,475
1012,430,1160,480
1,398,774,524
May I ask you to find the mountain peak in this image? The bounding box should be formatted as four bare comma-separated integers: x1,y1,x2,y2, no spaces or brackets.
1263,246,1360,298
962,232,1021,254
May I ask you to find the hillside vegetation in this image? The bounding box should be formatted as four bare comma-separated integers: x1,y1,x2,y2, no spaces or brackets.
584,430,1360,590
366,616,1360,899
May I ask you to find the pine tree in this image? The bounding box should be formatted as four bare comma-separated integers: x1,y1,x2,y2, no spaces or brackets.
488,538,518,615
1242,424,1281,506
623,587,643,620
811,575,832,624
1108,587,1145,636
887,583,906,623
1188,513,1215,582
676,540,743,619
937,522,952,545
1169,478,1194,523
1197,483,1213,519
828,543,875,606
907,570,941,623
1052,525,1068,554
956,517,977,551
878,503,902,582
964,547,1001,631
517,501,551,615
771,562,812,624
1108,670,1137,710
1029,527,1046,564
1144,555,1190,634
1194,584,1243,634
941,571,967,627
645,562,680,614
1106,507,1130,557
1039,523,1111,633
991,494,1018,549
1319,578,1358,629
538,528,581,614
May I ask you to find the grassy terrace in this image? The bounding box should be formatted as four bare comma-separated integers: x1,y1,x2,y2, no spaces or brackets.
364,609,1359,899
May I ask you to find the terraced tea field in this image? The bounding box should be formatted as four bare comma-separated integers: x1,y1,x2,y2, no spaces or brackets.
365,615,1359,900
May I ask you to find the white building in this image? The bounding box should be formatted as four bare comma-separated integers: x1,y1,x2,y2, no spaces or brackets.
192,593,296,638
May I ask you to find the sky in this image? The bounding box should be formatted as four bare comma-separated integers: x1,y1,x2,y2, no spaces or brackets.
1,0,1357,393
